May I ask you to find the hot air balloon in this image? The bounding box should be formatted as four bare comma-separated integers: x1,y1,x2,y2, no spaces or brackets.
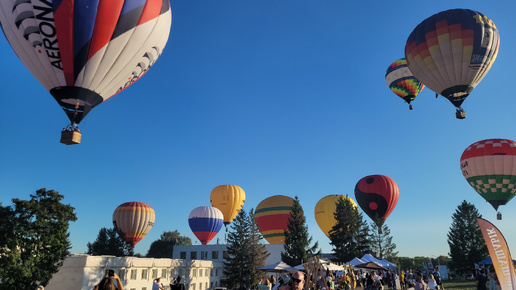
460,138,516,220
385,58,425,110
254,195,294,244
0,0,172,144
314,195,358,238
188,206,224,245
405,9,499,119
354,175,399,233
210,185,246,227
112,201,155,247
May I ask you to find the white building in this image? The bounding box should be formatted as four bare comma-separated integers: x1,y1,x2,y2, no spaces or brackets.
46,244,285,290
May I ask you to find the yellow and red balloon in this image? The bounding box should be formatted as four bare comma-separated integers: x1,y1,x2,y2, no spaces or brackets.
254,195,294,244
112,201,155,247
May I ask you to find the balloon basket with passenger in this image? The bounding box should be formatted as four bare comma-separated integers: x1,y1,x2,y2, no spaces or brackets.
60,123,82,145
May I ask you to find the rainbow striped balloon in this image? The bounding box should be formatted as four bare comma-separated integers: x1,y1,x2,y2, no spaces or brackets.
385,58,424,109
254,195,294,244
113,201,155,247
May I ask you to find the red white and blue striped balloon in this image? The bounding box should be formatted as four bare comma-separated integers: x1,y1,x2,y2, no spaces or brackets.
0,0,172,124
188,206,224,245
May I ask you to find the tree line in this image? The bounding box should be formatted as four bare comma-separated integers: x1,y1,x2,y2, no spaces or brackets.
0,189,488,289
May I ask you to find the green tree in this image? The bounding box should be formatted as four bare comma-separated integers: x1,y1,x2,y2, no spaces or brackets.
146,230,192,258
248,208,269,287
0,188,77,289
370,222,398,260
329,196,370,262
87,227,134,256
447,200,488,275
282,196,320,266
224,209,251,290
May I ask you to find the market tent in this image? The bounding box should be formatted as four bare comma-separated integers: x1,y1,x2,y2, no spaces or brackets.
323,262,346,271
347,257,366,266
478,257,516,265
355,262,388,271
381,259,398,269
259,261,298,273
360,254,396,269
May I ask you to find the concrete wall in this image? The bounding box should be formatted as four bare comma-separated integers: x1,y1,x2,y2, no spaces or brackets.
46,255,224,290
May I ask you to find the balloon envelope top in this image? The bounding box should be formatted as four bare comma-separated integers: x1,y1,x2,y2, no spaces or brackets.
188,206,224,245
210,185,246,225
314,195,358,238
112,201,155,247
354,175,399,228
405,9,499,109
254,195,295,244
0,0,172,124
460,138,516,211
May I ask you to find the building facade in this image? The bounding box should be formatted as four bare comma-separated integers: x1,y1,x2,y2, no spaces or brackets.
46,244,284,290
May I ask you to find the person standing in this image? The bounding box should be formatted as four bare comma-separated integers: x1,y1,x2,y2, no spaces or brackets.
152,278,164,290
413,272,427,290
476,270,487,290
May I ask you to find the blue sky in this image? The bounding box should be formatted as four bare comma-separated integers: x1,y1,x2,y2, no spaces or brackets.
1,0,516,259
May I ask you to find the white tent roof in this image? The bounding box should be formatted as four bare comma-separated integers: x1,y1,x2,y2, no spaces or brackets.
347,257,366,266
360,254,396,269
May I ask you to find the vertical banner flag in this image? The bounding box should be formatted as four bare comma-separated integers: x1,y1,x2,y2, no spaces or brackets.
476,218,516,289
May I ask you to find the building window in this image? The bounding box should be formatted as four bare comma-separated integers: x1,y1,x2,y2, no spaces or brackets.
210,282,213,289
190,252,197,259
142,269,148,280
201,251,208,259
192,269,197,277
130,269,137,280
152,269,158,279
191,284,196,290
119,269,126,280
222,251,228,259
205,269,209,277
215,268,219,276
205,282,208,290
199,283,202,290
180,252,187,259
130,288,136,290
162,269,167,278
212,251,219,259
199,268,203,277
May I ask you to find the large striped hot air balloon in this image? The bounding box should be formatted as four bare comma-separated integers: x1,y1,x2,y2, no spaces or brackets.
460,138,516,219
314,195,358,238
405,9,499,119
210,185,246,227
354,175,399,233
254,195,294,244
113,201,155,247
188,206,224,245
0,0,172,144
385,58,425,110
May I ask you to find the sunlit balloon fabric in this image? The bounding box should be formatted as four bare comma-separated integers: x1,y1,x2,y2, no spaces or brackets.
385,58,424,110
210,185,246,226
354,175,399,229
188,206,224,245
0,0,172,124
405,9,499,117
460,139,516,213
254,195,294,244
314,195,357,238
112,201,155,247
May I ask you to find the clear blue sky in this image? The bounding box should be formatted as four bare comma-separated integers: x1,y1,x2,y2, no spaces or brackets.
1,0,516,259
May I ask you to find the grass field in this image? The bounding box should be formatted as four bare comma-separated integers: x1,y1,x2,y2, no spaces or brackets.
441,279,477,290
